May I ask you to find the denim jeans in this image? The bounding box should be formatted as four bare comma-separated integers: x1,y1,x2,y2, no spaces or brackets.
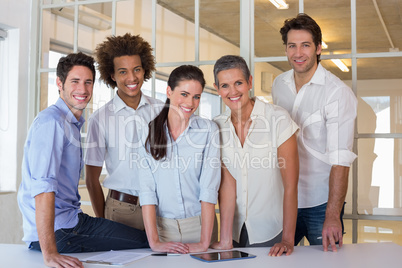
294,202,345,246
30,213,149,253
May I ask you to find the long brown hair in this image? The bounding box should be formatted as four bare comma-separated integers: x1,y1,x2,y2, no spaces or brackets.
145,65,205,160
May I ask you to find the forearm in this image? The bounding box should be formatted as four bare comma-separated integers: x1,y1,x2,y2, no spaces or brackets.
199,202,215,248
142,205,160,248
278,134,299,244
35,192,58,256
217,166,236,243
282,187,297,244
326,165,349,220
85,165,105,218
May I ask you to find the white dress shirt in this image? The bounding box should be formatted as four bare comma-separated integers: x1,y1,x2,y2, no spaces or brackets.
138,115,221,219
272,64,357,208
214,98,299,244
84,93,163,196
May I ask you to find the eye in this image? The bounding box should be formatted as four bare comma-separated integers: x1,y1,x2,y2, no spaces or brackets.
134,67,142,72
220,84,228,89
194,95,200,100
119,70,126,75
181,92,187,97
235,81,243,86
85,81,93,85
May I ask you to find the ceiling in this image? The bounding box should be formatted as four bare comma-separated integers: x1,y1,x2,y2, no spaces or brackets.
157,0,402,80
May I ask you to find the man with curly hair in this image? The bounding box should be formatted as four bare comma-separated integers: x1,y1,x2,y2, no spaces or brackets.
85,33,163,230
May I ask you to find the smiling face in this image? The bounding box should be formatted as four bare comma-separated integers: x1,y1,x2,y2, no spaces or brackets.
214,68,252,113
285,29,322,77
111,55,145,107
167,79,203,122
57,65,94,119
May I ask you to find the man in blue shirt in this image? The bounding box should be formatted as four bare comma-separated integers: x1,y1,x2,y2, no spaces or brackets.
18,52,148,268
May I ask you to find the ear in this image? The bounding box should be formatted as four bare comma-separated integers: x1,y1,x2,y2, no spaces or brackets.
248,75,253,90
111,73,116,81
56,77,63,91
166,86,172,99
213,83,219,91
316,43,322,56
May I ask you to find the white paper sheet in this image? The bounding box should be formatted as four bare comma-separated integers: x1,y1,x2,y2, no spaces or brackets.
80,250,151,265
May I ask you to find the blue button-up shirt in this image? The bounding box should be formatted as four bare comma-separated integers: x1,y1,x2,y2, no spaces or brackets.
18,98,84,243
138,115,221,219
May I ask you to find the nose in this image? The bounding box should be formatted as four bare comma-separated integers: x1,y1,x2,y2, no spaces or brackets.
295,45,302,57
127,70,137,82
186,96,195,108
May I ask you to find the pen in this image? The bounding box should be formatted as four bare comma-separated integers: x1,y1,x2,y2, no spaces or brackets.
151,253,181,256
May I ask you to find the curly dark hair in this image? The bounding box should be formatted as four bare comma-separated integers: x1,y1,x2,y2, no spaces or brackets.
280,13,322,63
95,33,155,89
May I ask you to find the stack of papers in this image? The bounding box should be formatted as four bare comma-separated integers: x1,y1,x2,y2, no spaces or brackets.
80,250,151,265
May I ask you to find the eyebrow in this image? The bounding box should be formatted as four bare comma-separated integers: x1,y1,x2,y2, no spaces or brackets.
288,41,312,45
70,78,93,82
117,65,142,71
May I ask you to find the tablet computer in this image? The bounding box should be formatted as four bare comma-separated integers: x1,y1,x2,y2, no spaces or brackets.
190,250,256,263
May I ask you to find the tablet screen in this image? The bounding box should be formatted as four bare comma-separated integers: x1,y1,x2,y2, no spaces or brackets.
190,250,256,263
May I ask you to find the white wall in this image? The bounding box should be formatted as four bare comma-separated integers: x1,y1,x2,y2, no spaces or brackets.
0,0,32,243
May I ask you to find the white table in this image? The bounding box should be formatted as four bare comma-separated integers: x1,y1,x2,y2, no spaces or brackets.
1,242,401,268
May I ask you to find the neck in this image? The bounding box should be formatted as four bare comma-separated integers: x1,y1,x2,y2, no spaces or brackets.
230,98,254,124
294,63,319,92
167,110,190,139
71,109,83,121
118,91,142,110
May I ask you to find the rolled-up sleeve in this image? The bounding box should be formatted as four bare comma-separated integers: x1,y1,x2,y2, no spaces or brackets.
326,86,357,166
29,120,64,197
137,125,158,206
198,122,221,204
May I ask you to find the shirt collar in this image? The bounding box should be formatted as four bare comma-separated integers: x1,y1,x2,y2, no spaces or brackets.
249,97,266,120
113,91,150,112
55,98,85,128
221,97,264,123
282,63,325,87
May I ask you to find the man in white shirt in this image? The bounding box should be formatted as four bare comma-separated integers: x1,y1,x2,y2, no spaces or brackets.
85,33,163,230
272,14,357,252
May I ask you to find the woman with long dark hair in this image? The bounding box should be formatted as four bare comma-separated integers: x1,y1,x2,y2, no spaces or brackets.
136,65,220,254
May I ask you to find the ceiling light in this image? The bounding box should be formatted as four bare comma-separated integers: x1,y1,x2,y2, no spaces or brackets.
269,0,289,9
321,41,328,49
331,59,349,72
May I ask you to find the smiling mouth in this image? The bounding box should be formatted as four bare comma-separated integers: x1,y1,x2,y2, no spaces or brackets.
73,95,88,101
180,106,193,113
126,84,138,90
228,96,241,101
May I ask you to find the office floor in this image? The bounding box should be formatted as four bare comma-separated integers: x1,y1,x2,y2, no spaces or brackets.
78,186,402,247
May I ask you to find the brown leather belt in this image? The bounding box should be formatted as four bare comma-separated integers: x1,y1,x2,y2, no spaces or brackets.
109,190,138,205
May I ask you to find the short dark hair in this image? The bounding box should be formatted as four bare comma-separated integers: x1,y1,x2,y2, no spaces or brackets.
95,33,155,89
56,52,96,84
213,55,250,86
280,13,322,62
